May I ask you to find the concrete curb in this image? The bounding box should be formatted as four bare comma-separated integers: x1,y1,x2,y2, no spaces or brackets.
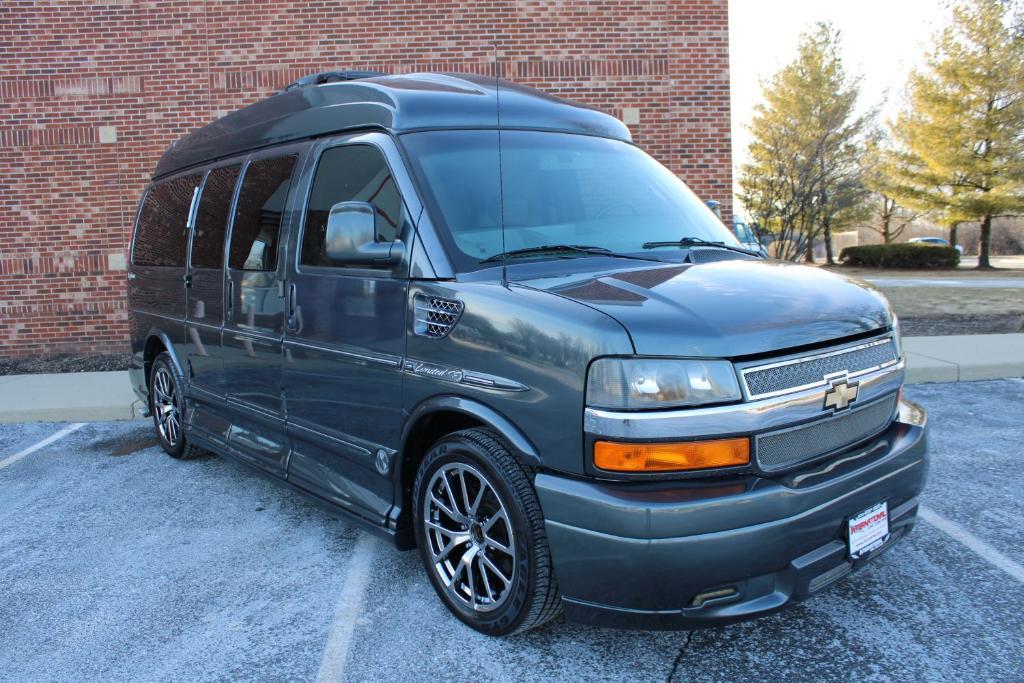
903,334,1024,384
1,334,1021,423
0,371,142,424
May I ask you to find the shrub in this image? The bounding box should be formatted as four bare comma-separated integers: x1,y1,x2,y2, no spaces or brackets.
839,243,960,269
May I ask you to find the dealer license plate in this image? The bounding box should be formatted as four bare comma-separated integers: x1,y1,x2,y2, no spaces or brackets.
848,502,889,559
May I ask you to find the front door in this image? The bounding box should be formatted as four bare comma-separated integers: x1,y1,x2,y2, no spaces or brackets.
221,151,301,475
283,140,410,523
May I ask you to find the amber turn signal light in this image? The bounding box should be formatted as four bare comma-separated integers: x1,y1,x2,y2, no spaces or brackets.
594,438,750,473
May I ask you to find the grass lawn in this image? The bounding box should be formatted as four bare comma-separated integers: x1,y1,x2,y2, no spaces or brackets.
817,265,1024,334
879,286,1024,318
822,265,1024,279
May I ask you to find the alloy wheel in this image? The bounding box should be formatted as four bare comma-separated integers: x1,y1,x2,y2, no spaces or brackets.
422,462,516,612
152,366,181,447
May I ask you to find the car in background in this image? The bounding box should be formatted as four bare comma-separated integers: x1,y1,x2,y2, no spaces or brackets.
909,236,964,255
702,203,766,256
732,216,767,255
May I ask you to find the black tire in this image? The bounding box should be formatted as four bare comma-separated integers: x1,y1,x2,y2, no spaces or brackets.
413,428,562,636
149,352,204,460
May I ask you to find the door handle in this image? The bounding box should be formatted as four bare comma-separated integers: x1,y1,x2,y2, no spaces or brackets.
226,279,234,317
286,283,298,332
184,273,192,288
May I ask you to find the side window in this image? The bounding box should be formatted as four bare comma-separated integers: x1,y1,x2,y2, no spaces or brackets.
228,155,297,272
300,145,406,268
132,174,202,267
191,165,241,268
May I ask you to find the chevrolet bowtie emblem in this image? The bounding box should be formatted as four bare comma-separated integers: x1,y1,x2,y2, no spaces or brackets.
823,377,859,412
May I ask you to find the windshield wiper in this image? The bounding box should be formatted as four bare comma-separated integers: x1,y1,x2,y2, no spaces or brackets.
480,244,659,264
641,236,762,257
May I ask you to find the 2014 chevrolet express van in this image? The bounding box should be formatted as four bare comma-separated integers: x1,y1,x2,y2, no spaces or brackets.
128,71,928,635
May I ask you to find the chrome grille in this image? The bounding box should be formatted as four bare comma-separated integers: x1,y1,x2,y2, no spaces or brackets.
756,394,898,471
414,295,464,338
742,338,897,400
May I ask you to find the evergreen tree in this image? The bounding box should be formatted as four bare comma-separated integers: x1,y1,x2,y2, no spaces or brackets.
739,23,868,263
890,0,1024,268
862,133,925,244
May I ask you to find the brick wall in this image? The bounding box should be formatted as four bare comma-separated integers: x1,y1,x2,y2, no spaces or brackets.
0,0,732,358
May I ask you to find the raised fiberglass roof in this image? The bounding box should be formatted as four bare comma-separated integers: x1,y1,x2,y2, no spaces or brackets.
153,72,631,179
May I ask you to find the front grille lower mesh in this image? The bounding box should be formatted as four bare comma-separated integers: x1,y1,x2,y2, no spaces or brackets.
756,394,898,471
743,339,897,399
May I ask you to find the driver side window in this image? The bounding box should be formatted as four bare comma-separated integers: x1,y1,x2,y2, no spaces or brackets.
300,145,405,268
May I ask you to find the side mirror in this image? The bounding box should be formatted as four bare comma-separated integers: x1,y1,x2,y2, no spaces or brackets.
324,201,404,266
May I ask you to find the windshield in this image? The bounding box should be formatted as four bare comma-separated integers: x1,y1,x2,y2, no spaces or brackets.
401,130,740,271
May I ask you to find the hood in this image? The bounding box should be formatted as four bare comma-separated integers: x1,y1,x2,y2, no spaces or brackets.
517,260,892,358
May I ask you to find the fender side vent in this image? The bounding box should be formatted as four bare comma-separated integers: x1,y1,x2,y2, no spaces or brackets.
414,295,464,338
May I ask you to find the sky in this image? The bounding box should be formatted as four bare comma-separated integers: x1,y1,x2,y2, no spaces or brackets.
728,0,953,198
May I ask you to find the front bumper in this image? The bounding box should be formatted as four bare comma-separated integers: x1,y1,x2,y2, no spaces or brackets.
535,399,928,629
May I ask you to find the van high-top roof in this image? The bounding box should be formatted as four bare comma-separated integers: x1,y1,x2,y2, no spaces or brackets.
153,72,632,179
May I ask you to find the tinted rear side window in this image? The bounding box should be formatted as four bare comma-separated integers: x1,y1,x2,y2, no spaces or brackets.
133,174,202,267
229,155,297,272
301,145,405,268
191,165,240,268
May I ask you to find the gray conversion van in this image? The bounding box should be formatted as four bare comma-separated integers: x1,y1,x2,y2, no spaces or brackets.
128,72,928,635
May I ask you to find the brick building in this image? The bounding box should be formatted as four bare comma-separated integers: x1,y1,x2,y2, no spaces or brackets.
0,0,732,358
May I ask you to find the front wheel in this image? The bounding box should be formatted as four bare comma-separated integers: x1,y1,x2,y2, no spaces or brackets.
413,428,562,636
149,352,204,460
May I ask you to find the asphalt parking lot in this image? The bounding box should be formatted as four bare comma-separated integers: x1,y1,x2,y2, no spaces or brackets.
2,380,1023,682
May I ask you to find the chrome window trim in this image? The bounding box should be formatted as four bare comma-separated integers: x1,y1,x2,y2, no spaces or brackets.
584,360,904,441
738,337,899,401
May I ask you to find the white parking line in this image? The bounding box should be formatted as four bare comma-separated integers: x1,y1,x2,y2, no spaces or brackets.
919,505,1024,584
0,423,87,471
315,533,380,683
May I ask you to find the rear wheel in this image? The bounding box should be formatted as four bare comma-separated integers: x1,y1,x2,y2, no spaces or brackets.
149,352,204,460
413,428,562,635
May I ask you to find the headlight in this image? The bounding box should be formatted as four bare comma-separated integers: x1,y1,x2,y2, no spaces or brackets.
586,358,741,410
